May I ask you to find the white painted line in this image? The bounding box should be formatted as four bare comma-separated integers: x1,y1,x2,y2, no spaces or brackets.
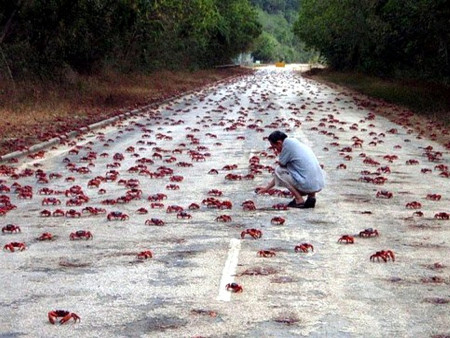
216,238,241,301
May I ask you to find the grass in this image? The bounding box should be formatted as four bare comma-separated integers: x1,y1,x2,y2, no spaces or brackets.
304,69,450,125
0,67,253,156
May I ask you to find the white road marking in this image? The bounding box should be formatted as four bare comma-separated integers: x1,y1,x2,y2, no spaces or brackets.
217,238,241,301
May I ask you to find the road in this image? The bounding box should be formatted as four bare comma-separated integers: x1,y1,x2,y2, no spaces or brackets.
0,67,448,337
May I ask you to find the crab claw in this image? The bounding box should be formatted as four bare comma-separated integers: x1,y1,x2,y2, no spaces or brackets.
60,313,80,324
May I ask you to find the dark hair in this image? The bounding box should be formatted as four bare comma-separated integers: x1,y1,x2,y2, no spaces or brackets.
268,130,287,144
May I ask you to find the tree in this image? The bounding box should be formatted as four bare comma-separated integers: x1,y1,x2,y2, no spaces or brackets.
294,0,450,82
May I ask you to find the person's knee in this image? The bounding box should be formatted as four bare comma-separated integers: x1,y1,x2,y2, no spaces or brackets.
274,165,283,177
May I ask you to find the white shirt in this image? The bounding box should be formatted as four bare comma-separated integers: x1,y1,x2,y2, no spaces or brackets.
279,138,324,192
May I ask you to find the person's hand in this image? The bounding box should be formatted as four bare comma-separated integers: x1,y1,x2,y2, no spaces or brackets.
269,146,280,156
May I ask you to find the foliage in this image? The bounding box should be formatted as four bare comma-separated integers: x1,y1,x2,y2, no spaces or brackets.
250,3,318,63
294,0,450,83
250,0,299,14
0,0,261,78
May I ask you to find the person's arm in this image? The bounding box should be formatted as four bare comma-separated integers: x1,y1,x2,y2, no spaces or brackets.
256,178,275,194
278,139,291,167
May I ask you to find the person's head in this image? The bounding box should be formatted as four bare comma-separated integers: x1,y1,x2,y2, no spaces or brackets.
268,130,287,153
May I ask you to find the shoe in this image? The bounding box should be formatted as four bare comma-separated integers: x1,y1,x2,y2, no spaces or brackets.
298,197,316,209
287,199,305,208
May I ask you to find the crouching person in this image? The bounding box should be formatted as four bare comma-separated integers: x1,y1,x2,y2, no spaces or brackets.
256,130,325,208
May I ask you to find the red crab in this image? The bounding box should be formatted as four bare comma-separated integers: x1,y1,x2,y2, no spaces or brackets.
271,216,285,225
359,228,379,237
137,250,153,259
70,230,93,240
377,166,391,174
372,177,388,185
3,242,26,252
136,208,148,214
48,310,80,324
2,224,21,233
370,250,395,262
107,212,129,221
53,209,65,217
145,218,165,226
148,193,167,201
406,201,422,209
150,202,164,209
257,250,276,257
338,235,354,244
208,169,219,175
42,198,61,206
66,209,81,218
166,184,180,190
166,205,183,213
426,194,441,201
376,190,393,199
241,228,262,239
216,215,232,222
37,232,54,241
208,189,223,196
40,209,52,217
272,203,288,210
218,201,232,209
241,200,256,211
38,188,54,195
188,203,200,210
434,212,449,220
225,174,242,181
170,175,184,182
294,243,314,252
225,282,243,293
177,211,192,219
81,207,106,216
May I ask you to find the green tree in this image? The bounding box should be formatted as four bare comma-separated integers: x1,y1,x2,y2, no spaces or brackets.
0,0,261,77
294,0,450,82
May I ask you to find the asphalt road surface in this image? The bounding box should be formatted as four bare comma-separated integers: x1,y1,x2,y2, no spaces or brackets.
0,67,448,337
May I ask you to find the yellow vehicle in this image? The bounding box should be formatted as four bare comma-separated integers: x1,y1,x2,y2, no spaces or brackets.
275,62,285,67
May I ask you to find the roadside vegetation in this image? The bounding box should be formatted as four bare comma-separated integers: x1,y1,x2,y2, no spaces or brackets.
304,69,450,126
294,0,449,85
